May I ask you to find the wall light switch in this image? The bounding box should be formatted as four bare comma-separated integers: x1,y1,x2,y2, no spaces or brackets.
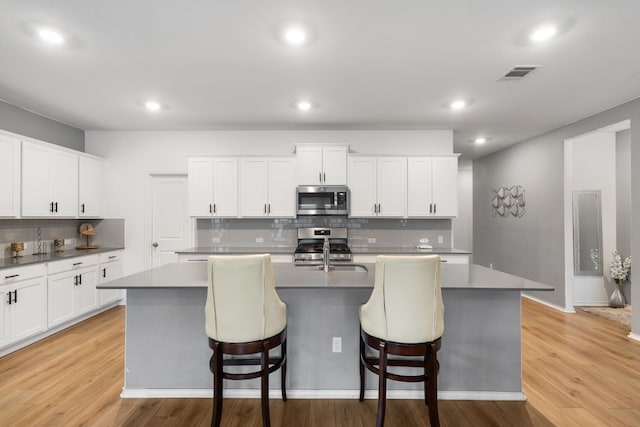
332,337,342,353
438,236,444,244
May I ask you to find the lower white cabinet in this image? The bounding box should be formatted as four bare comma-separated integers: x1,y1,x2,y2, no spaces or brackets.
98,251,123,306
0,264,47,348
47,255,99,328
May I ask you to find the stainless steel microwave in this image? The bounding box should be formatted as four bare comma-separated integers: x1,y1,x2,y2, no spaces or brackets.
296,186,349,216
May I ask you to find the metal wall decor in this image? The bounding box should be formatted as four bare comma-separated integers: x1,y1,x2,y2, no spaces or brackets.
491,185,526,218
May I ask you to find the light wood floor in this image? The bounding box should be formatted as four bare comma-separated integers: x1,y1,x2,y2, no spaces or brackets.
0,298,638,426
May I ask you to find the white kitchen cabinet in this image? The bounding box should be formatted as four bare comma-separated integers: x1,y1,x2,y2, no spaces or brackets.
296,145,348,185
239,157,296,218
78,154,103,218
188,157,238,217
98,251,123,306
0,264,47,348
47,255,98,328
0,133,21,217
22,141,79,217
348,156,406,217
407,156,458,217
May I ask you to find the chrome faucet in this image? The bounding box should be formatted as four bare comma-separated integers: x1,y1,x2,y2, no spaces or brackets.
322,237,331,272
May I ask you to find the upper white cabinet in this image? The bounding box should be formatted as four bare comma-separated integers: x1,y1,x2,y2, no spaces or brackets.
407,157,458,217
22,141,78,217
239,157,296,218
78,155,103,218
0,134,20,217
348,157,406,218
296,145,348,185
187,157,238,217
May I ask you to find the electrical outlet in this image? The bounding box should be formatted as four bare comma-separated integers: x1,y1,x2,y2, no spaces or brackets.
368,238,376,244
255,237,264,243
332,337,342,353
438,236,444,244
212,237,220,243
419,238,430,244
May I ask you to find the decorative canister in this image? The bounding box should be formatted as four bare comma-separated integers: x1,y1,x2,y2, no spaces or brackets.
54,238,65,252
10,242,25,258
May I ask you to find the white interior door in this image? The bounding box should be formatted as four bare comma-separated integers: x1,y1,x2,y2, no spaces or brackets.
151,175,191,267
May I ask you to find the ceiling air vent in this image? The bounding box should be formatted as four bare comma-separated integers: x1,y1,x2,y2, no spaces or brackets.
499,66,539,80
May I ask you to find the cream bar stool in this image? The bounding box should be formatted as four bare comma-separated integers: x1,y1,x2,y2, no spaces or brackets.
359,255,444,427
206,254,287,427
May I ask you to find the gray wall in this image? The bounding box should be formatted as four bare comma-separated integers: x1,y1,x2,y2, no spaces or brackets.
617,129,631,303
0,100,84,151
474,97,640,322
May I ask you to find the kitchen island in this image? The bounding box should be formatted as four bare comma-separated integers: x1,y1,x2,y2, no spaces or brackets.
100,262,552,400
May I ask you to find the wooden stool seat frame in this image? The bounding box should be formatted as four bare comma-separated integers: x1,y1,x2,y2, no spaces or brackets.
359,328,442,427
209,327,287,427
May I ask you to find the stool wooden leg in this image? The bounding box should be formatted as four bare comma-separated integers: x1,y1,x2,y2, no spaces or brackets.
376,341,387,427
211,343,223,427
426,345,440,427
260,344,271,427
281,338,287,401
359,331,365,401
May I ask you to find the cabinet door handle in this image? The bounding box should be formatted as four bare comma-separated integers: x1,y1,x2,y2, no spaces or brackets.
268,204,271,214
323,172,326,183
7,292,11,305
50,202,54,213
264,204,267,214
4,274,19,279
54,202,58,213
213,204,217,214
78,274,82,285
108,255,117,259
319,172,322,183
429,203,432,214
102,268,106,278
433,204,436,215
74,275,78,286
209,204,212,213
373,204,377,214
81,203,85,213
13,290,17,304
73,262,83,266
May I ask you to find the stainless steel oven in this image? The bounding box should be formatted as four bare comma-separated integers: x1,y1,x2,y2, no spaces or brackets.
296,185,349,216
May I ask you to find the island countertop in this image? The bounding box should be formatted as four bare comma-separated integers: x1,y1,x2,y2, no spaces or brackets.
99,262,553,291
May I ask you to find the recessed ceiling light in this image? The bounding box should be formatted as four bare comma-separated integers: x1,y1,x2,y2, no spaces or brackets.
450,99,466,110
145,101,161,112
38,27,65,45
475,137,486,144
529,25,557,42
296,100,313,111
282,26,308,46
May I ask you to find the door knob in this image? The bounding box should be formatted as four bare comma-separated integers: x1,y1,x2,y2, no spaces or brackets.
152,242,159,247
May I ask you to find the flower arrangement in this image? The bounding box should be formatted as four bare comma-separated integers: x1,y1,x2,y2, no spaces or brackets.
609,250,631,286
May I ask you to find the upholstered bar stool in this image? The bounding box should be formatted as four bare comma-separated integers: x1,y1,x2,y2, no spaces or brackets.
206,254,287,427
359,255,444,427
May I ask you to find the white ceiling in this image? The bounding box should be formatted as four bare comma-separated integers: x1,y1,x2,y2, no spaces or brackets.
1,1,640,158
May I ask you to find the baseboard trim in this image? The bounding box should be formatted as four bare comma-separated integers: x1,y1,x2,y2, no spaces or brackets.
522,294,575,313
120,388,526,401
628,332,640,342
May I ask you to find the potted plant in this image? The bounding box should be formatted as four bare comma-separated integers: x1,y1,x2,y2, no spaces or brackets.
609,250,631,308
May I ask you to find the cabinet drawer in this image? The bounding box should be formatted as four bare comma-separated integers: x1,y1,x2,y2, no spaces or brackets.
99,251,121,263
440,255,469,264
0,264,46,285
47,255,99,275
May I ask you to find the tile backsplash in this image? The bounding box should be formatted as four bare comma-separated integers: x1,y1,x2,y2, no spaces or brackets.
0,218,125,258
196,217,452,249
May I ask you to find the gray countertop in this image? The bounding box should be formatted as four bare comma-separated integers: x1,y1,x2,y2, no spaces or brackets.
99,262,553,291
175,246,471,255
0,247,125,270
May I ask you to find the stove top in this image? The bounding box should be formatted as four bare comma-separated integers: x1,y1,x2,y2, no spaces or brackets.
294,227,352,263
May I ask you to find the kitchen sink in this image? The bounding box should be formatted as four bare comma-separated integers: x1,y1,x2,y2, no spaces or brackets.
294,264,368,273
